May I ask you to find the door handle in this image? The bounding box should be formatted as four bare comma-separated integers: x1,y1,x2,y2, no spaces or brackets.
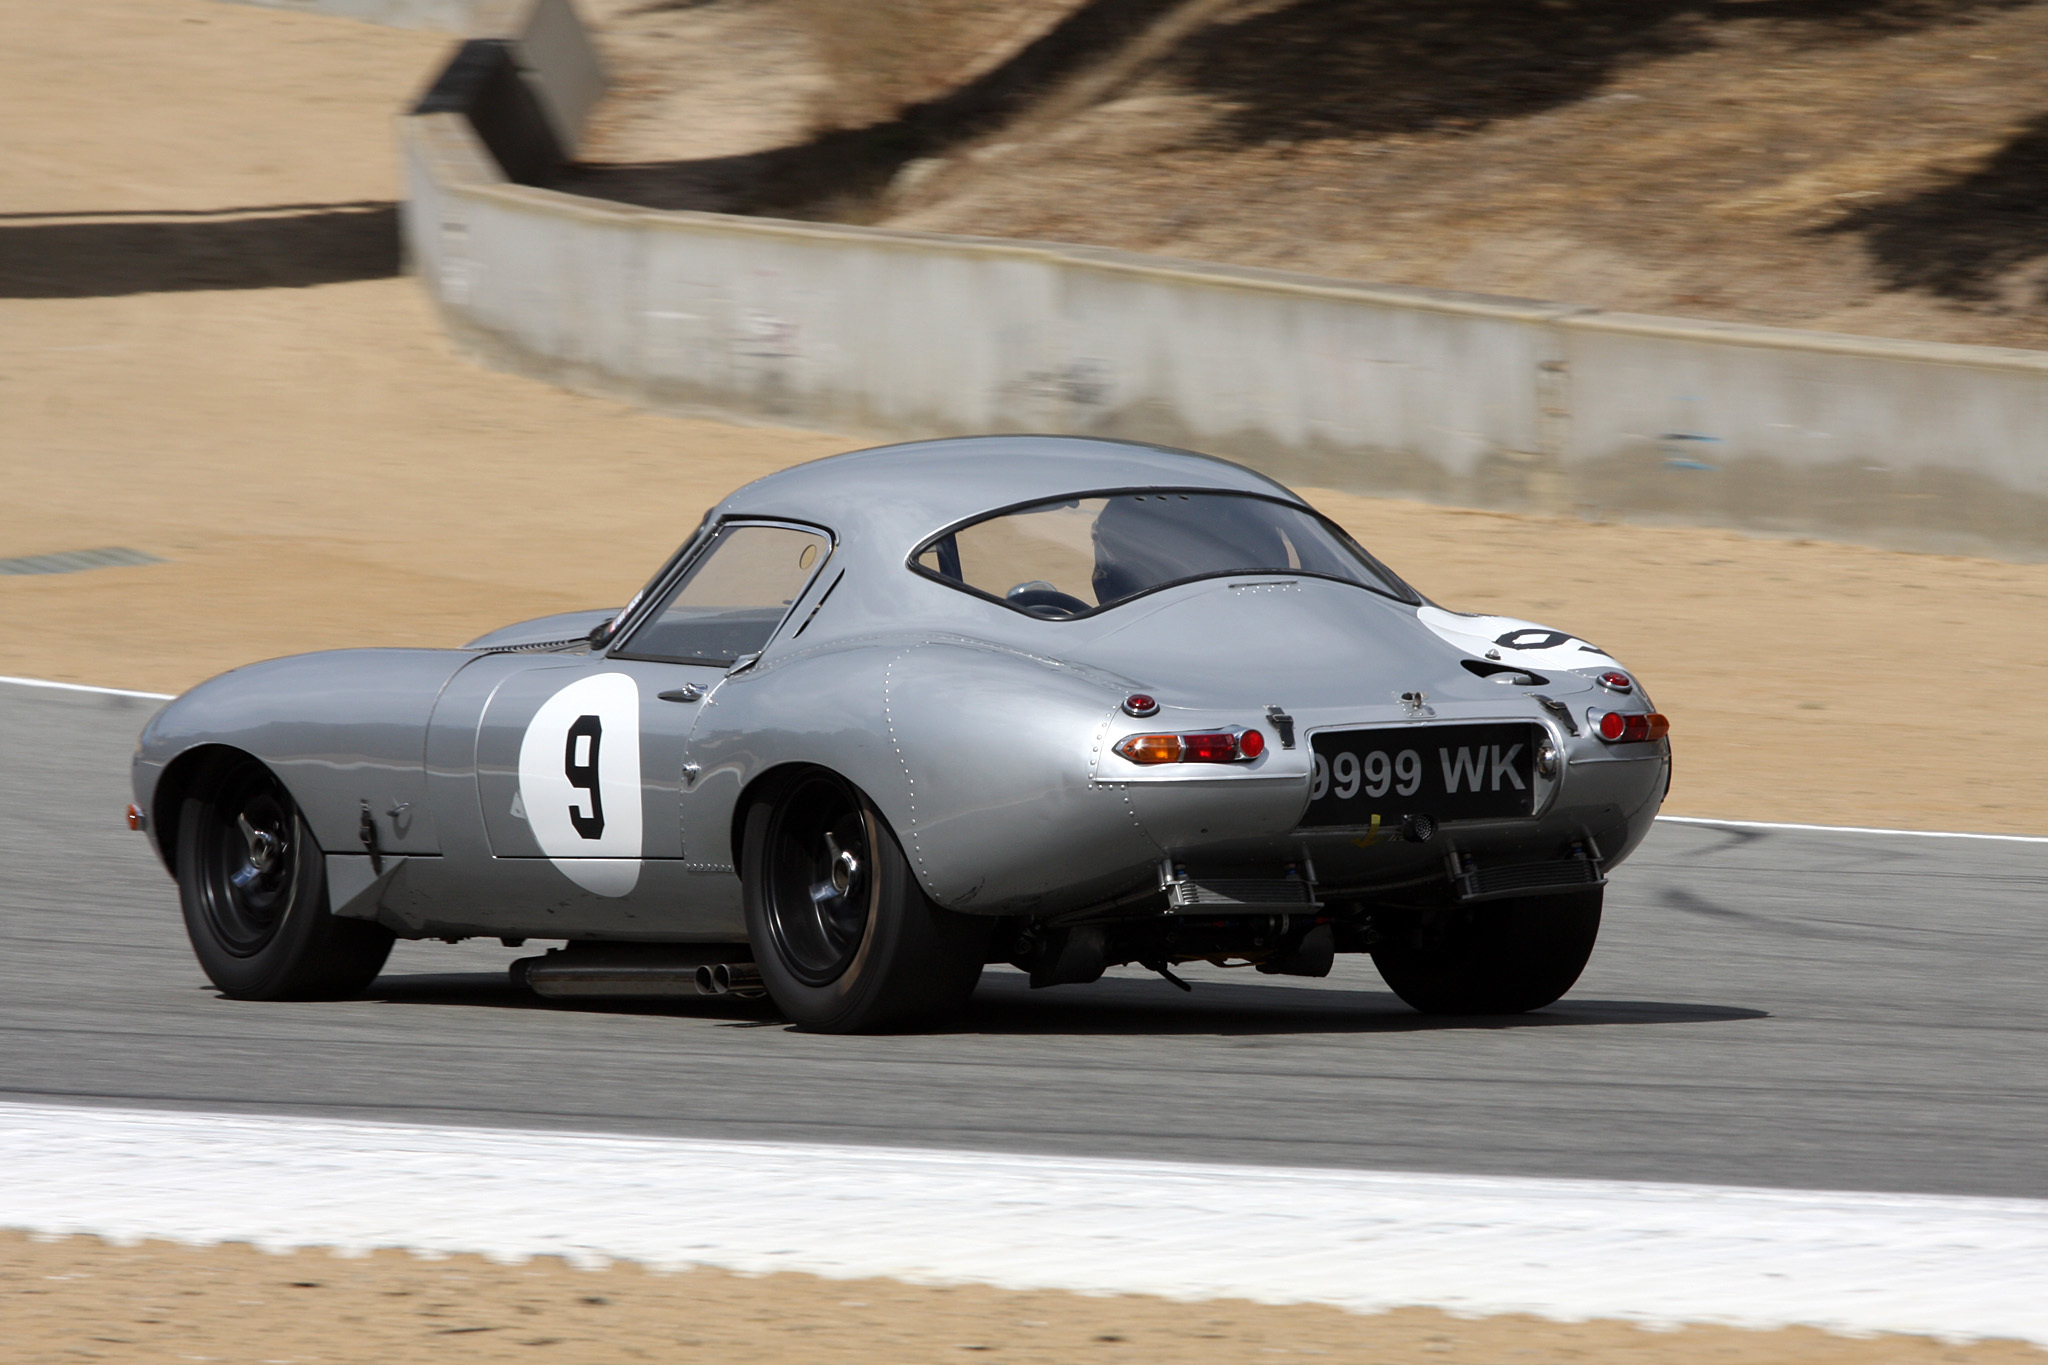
658,685,704,703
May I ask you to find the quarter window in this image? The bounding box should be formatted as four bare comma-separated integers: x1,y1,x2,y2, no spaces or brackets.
619,523,830,664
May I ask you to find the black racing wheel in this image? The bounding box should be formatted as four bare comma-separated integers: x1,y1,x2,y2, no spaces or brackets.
742,770,988,1032
177,757,394,1000
1369,889,1602,1015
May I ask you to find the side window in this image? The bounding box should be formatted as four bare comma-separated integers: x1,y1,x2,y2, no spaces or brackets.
619,523,830,664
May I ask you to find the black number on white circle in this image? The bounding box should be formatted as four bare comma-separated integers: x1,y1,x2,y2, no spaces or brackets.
564,714,605,839
1494,628,1574,652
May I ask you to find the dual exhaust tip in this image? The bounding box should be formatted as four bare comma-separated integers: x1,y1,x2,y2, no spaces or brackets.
514,950,764,1001
693,961,764,997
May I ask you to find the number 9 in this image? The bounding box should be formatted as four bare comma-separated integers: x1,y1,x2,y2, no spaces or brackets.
1310,753,1330,801
1395,749,1422,796
565,713,605,839
1333,751,1362,800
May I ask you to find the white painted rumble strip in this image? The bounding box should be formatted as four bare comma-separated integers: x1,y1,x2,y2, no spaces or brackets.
4,1103,2045,1344
0,674,173,700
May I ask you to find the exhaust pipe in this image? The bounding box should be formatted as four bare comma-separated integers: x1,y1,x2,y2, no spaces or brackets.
694,962,766,997
1023,925,1108,989
1256,923,1336,978
513,944,755,999
716,962,764,994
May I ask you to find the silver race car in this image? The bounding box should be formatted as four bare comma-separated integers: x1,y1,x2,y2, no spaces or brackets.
132,437,1670,1031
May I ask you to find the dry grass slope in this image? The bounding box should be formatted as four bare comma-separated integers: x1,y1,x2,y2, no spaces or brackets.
573,0,2048,349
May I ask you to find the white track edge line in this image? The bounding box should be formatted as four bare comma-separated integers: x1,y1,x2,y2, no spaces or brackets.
1,674,2041,844
1653,814,2048,844
0,674,173,700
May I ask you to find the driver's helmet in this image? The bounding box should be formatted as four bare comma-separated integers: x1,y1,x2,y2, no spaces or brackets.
1089,493,1290,606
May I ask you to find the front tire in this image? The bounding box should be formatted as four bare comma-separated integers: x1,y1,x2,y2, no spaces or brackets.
177,758,394,1000
1370,889,1601,1015
742,771,988,1033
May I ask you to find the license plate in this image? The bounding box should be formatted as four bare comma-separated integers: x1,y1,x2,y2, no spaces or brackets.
1301,722,1542,828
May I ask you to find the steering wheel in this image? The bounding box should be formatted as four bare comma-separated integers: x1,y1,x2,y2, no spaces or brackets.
1005,585,1092,619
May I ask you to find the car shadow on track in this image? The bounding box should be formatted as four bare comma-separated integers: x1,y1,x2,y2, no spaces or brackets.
948,971,1766,1035
363,969,1767,1035
362,972,782,1024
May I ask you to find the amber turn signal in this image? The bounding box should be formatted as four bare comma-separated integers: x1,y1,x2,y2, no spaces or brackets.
1115,733,1183,764
1114,729,1265,764
125,803,144,832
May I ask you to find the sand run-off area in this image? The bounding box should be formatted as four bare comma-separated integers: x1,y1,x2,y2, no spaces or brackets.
1,1,2045,1359
5,1229,2048,1365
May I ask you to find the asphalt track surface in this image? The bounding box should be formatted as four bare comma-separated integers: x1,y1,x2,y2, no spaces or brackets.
4,683,2043,1201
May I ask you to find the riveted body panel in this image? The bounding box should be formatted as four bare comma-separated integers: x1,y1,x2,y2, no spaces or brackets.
133,436,1669,948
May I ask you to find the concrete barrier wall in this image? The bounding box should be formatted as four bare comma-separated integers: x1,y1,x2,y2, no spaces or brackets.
213,0,514,33
1560,314,2048,551
400,86,2048,558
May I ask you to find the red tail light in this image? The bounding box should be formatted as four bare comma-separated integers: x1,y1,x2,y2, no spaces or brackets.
1596,711,1670,743
1114,728,1265,765
1180,733,1238,763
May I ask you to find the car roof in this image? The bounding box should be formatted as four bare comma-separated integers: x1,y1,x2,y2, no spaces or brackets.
712,436,1303,548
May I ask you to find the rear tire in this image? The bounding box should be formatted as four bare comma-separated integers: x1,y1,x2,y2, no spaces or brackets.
177,758,394,1000
742,770,988,1033
1370,889,1601,1015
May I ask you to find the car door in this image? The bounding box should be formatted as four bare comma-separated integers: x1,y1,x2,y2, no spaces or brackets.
473,657,719,887
464,520,835,935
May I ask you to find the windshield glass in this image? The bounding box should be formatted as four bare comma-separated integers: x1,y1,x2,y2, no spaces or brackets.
913,491,1412,619
618,522,830,663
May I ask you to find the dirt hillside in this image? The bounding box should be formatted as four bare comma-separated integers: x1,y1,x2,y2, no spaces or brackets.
570,0,2048,351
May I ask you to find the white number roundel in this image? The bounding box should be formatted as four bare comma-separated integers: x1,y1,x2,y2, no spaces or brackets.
1415,605,1621,670
517,672,642,897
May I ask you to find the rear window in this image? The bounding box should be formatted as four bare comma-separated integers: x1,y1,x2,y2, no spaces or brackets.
913,491,1413,619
